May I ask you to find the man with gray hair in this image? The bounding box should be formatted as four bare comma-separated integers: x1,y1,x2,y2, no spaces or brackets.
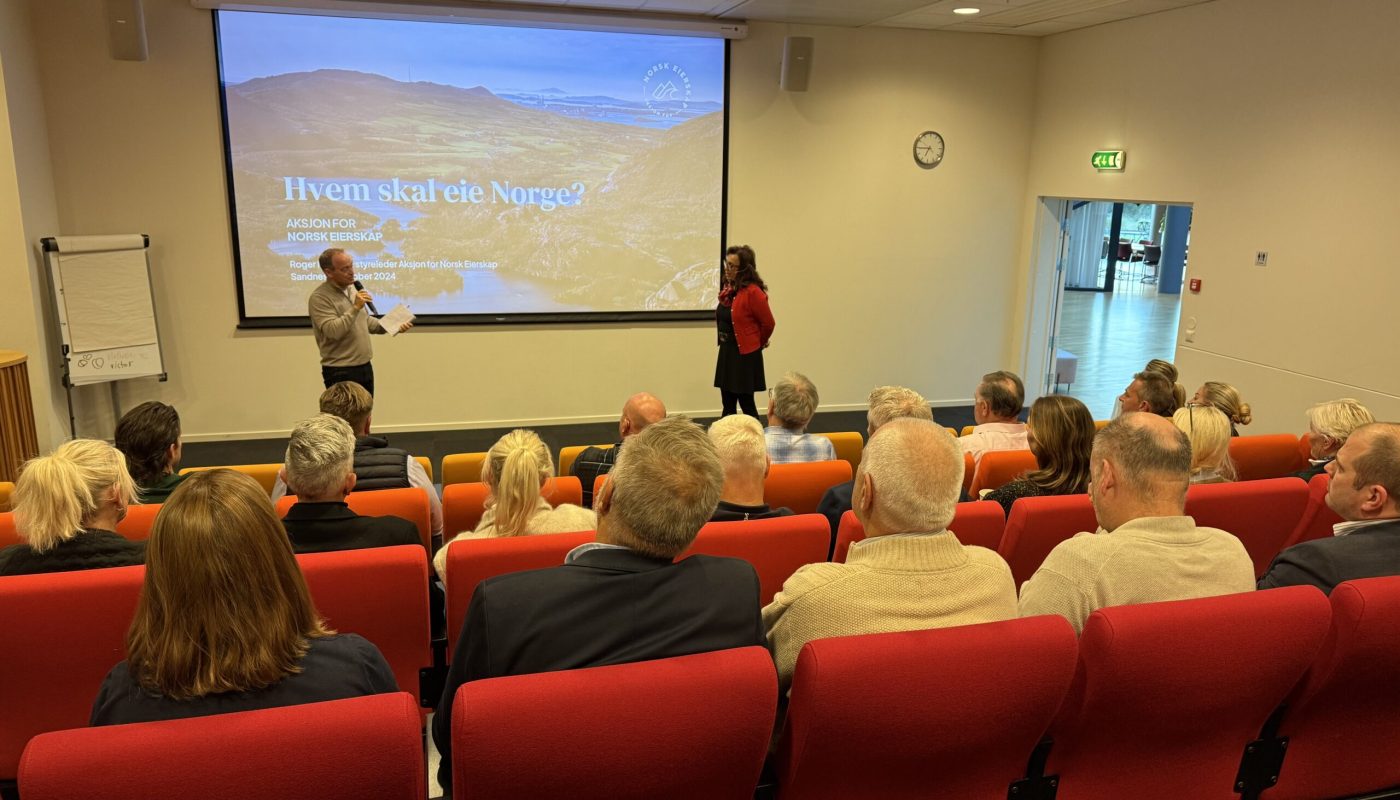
962,370,1029,465
765,371,836,463
708,414,794,521
432,416,764,792
764,417,1017,689
1019,413,1255,632
278,413,420,554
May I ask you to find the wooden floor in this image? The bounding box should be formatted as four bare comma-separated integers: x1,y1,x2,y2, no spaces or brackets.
1054,281,1183,420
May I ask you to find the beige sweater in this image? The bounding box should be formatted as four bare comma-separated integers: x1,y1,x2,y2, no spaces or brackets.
1017,515,1256,633
763,531,1018,688
432,497,596,580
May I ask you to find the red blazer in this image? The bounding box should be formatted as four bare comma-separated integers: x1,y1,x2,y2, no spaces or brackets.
730,284,775,355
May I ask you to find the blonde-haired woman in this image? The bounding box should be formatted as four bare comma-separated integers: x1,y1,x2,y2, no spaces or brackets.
1144,359,1187,411
1192,381,1253,436
433,430,596,579
1173,405,1236,484
90,469,396,725
0,439,145,576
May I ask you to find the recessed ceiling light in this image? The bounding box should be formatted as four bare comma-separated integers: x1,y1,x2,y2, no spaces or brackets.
953,7,981,14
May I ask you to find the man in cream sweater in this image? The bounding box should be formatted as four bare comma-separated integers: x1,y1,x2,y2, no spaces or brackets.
1019,413,1256,632
763,418,1017,689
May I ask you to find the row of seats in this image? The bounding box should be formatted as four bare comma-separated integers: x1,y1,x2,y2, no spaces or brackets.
179,457,434,495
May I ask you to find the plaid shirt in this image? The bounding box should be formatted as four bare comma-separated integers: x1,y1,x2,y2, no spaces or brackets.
765,426,836,464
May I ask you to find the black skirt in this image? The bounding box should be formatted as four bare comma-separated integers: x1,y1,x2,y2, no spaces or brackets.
714,302,766,393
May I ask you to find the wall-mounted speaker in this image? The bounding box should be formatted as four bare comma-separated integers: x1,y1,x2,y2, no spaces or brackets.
780,36,814,92
104,0,148,62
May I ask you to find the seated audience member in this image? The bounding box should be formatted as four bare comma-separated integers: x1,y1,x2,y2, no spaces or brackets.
961,370,1029,464
433,429,595,580
0,440,145,576
707,414,793,521
1173,404,1237,484
1259,422,1400,593
272,381,442,547
1117,370,1179,418
114,401,186,503
433,417,764,793
1144,358,1188,411
90,469,396,725
1293,398,1375,481
765,418,1017,690
571,391,666,508
1192,380,1253,436
816,385,933,538
765,371,836,463
985,395,1095,515
279,414,420,554
1018,414,1255,632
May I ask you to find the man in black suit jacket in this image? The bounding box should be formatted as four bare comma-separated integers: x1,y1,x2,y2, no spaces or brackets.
433,416,765,796
570,391,666,507
1259,422,1400,594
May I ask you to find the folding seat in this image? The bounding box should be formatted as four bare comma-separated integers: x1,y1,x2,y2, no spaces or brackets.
1184,478,1308,578
278,486,432,550
685,514,829,604
962,451,975,496
18,693,424,800
452,647,775,800
775,617,1077,799
998,494,1098,587
1294,433,1311,466
1229,434,1308,481
832,501,1006,563
1282,473,1341,549
968,449,1037,498
114,502,162,541
815,431,863,474
441,477,582,537
960,424,976,436
558,443,611,477
179,463,282,493
0,481,11,512
765,461,852,515
413,456,433,482
440,452,487,485
1039,587,1330,800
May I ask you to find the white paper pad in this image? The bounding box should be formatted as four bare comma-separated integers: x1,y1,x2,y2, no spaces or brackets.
381,304,415,336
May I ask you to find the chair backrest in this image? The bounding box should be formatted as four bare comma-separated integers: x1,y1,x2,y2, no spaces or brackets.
1229,433,1308,481
412,456,432,482
1285,473,1343,549
684,514,830,604
1116,241,1132,260
297,546,432,712
832,502,1007,563
1143,244,1162,263
0,564,145,781
1095,419,1110,430
0,481,12,512
19,693,425,800
558,444,612,478
816,431,863,475
960,425,975,437
1045,587,1331,800
277,486,432,550
0,503,164,549
441,477,583,538
962,451,975,495
179,463,281,494
775,617,1077,799
1295,432,1312,464
998,493,1098,588
766,461,853,515
452,647,775,800
1267,577,1400,800
968,449,1037,498
1184,478,1309,577
440,452,487,486
445,530,596,655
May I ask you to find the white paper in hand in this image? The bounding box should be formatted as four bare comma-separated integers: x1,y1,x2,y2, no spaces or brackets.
381,304,415,336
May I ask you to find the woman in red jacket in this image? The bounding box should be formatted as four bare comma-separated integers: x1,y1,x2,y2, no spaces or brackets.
714,244,775,417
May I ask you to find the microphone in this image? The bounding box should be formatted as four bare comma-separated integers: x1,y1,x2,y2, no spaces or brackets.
352,280,380,316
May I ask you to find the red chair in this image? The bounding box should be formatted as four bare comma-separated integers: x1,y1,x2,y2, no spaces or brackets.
832,501,1006,563
1283,473,1342,549
998,494,1098,587
961,452,975,496
278,487,432,550
0,504,162,548
18,693,424,800
1229,434,1308,481
968,449,1037,498
684,514,829,604
1263,577,1400,800
441,477,583,537
775,617,1077,799
1295,432,1313,465
765,461,852,515
297,546,433,713
0,565,145,783
1184,478,1309,578
1043,587,1331,800
452,647,775,800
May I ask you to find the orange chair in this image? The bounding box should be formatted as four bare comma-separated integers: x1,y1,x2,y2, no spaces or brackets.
1095,420,1110,430
684,514,829,604
765,461,853,515
960,425,976,437
817,432,863,474
1296,432,1313,465
967,449,1037,498
962,452,975,496
1184,478,1309,578
0,503,162,549
1229,433,1308,481
945,427,959,437
0,481,12,512
277,487,432,551
179,463,282,494
998,493,1098,587
441,477,583,541
558,444,612,478
440,452,487,486
413,456,433,482
833,501,1007,563
1284,472,1343,549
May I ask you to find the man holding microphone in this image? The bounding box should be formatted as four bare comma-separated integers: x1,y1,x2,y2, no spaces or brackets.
310,248,411,396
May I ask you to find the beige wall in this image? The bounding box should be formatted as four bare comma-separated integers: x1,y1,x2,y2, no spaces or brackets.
5,0,1039,444
1015,0,1400,433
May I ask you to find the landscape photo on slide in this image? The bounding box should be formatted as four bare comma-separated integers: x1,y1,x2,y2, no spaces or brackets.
217,11,727,319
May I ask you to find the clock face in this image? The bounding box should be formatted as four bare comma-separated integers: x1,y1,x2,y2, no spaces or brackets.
914,131,945,169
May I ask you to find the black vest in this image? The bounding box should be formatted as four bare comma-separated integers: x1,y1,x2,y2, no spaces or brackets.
353,435,411,491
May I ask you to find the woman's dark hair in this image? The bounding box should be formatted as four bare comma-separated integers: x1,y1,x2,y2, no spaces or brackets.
724,244,768,293
1023,395,1095,496
114,401,181,488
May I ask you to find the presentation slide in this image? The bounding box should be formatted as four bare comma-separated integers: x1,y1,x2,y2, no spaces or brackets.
215,10,727,322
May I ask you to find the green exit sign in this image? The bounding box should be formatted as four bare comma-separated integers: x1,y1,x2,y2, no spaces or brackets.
1092,150,1126,171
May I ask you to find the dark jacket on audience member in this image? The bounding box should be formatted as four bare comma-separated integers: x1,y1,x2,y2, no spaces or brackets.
280,501,421,553
89,634,397,726
1257,518,1400,594
352,435,411,491
0,529,146,577
817,480,854,535
710,500,794,522
137,472,187,505
1290,460,1331,483
432,546,765,795
570,442,621,508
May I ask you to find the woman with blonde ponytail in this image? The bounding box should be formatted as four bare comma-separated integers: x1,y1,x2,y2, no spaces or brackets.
433,430,595,580
0,439,146,576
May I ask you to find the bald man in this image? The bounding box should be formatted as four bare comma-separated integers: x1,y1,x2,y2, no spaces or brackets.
1019,413,1255,632
572,392,667,508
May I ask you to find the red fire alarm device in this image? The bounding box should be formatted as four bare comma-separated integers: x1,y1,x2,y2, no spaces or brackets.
1189,278,1202,293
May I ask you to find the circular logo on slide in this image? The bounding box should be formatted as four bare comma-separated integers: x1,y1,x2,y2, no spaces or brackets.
642,62,691,119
